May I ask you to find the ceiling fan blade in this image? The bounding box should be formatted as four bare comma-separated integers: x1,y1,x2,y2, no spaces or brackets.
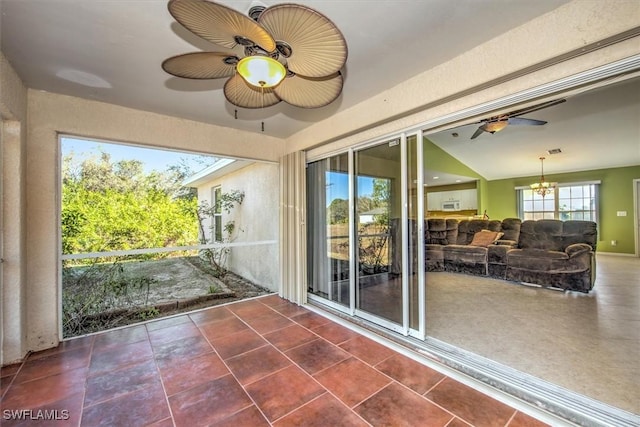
162,52,237,79
275,72,343,108
258,4,347,78
168,0,275,52
470,127,485,139
508,117,547,126
223,74,281,109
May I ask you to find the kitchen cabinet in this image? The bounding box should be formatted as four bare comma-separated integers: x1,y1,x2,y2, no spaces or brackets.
427,189,477,211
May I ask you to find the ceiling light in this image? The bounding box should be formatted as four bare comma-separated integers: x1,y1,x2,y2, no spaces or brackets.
483,121,508,133
530,156,555,197
236,56,286,88
163,0,347,109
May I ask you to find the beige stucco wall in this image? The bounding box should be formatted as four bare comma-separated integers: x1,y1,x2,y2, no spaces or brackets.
1,52,28,365
24,91,285,355
288,0,640,155
195,162,280,291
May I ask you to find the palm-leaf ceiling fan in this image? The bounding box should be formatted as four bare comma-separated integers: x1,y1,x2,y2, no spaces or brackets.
470,99,566,139
162,0,348,109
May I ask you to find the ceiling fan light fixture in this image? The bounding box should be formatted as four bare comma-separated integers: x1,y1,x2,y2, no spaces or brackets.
236,56,286,88
483,121,509,133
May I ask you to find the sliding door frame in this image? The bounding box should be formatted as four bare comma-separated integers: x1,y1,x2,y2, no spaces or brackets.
307,130,426,338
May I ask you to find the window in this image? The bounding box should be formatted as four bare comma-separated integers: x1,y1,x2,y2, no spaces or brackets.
517,182,599,221
212,185,223,242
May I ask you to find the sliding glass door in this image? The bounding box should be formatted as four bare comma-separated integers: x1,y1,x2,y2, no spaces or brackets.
307,132,424,336
354,139,403,327
307,153,351,308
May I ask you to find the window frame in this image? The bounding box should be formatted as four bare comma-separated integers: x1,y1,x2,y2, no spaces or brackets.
516,181,600,222
212,185,223,242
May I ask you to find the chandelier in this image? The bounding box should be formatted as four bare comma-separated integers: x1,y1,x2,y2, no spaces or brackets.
530,156,555,197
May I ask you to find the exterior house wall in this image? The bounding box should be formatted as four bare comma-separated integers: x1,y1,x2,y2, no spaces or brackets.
195,162,280,291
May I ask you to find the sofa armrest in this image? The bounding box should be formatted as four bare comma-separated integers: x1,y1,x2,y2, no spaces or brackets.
494,239,517,247
565,243,592,258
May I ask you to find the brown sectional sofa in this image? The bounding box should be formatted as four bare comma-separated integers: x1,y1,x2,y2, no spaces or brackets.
424,218,597,293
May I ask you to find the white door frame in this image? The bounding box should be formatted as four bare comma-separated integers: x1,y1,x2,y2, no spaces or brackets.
634,179,640,257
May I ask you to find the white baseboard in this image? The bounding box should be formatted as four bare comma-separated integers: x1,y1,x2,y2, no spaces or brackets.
596,251,638,257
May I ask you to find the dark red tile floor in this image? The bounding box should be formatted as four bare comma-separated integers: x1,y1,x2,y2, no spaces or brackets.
0,295,551,426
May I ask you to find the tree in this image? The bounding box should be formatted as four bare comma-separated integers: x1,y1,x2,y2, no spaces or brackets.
328,198,349,224
61,149,200,258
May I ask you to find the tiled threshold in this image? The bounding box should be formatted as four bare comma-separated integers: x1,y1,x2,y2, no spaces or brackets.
305,301,640,427
1,294,573,427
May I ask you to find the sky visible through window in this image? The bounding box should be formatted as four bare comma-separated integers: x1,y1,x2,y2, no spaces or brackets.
327,171,375,206
61,137,215,175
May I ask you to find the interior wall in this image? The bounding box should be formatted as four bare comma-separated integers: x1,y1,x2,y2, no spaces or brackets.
0,52,28,365
486,165,640,254
25,90,286,355
423,138,483,179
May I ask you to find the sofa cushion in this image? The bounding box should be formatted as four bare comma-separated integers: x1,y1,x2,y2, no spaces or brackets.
500,218,521,242
443,244,488,262
425,218,458,245
507,248,572,271
456,220,502,245
469,230,504,247
518,220,564,251
562,221,597,250
487,244,511,264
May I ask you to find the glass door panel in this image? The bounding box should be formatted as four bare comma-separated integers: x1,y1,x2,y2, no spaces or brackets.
306,154,350,307
354,139,402,325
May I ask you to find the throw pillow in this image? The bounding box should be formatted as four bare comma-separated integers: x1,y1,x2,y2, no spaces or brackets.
469,230,504,247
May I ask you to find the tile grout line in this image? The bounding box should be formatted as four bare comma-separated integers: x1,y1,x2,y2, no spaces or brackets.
189,306,276,426
262,298,488,427
303,301,560,426
304,302,570,423
77,334,98,426
228,299,379,426
146,321,178,427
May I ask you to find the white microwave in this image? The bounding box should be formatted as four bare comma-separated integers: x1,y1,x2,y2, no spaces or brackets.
442,201,460,211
